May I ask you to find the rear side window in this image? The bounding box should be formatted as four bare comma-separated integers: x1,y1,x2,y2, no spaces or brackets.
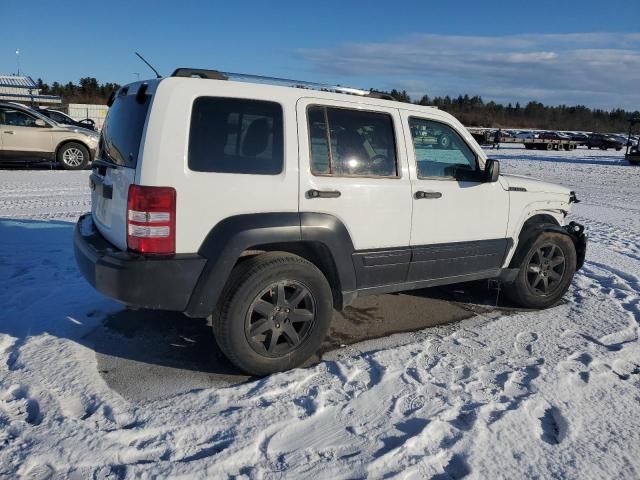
189,97,284,174
308,106,398,177
100,93,151,167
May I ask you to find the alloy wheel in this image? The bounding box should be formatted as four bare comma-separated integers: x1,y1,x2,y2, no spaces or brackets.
62,147,84,167
245,280,316,357
526,243,566,295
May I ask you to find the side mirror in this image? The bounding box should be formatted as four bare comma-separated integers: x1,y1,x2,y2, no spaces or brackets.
34,119,47,128
485,158,500,182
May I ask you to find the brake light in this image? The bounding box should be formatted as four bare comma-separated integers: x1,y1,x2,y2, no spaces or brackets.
127,185,176,255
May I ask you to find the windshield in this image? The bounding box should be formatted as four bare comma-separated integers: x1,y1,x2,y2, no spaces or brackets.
99,92,151,167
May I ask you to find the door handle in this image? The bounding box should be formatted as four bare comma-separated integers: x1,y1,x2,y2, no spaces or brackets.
3,131,15,135
307,189,341,199
415,190,442,199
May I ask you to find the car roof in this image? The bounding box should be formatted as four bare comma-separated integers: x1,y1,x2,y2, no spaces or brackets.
131,70,445,117
124,73,465,132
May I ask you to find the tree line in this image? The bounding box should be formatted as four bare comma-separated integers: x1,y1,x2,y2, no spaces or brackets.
36,77,120,106
384,89,638,133
34,78,638,133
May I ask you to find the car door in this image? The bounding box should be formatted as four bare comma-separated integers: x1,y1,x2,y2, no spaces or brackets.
297,98,412,288
0,107,53,161
401,111,510,281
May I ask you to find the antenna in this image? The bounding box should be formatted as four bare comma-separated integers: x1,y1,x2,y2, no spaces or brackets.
135,52,161,79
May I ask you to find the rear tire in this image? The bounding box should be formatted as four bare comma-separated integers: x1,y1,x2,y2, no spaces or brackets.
503,231,577,309
57,142,90,170
212,252,333,375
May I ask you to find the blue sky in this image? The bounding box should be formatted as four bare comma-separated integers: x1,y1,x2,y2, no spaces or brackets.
3,0,639,109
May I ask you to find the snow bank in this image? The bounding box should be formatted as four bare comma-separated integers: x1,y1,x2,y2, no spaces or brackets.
1,149,639,478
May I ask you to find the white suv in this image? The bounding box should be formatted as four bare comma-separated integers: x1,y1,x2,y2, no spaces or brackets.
74,69,587,375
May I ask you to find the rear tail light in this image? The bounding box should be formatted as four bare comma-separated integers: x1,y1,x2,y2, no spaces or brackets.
127,185,176,255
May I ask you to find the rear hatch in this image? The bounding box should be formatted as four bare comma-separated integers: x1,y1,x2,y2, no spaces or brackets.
91,83,154,250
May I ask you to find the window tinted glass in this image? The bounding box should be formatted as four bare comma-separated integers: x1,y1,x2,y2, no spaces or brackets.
308,106,397,177
189,97,283,175
100,93,151,167
0,108,38,127
409,118,476,178
50,112,69,124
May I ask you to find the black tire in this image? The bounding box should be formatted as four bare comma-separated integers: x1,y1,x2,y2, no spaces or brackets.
503,231,577,309
546,143,553,150
57,142,90,170
212,252,333,375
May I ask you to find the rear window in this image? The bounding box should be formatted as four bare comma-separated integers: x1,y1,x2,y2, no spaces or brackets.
100,92,151,167
188,97,283,174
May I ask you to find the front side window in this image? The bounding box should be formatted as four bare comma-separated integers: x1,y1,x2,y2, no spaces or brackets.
308,106,398,177
189,97,283,174
409,118,477,178
0,108,38,127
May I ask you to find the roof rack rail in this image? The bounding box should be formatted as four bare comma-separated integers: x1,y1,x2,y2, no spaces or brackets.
170,68,395,100
171,68,229,80
368,90,397,101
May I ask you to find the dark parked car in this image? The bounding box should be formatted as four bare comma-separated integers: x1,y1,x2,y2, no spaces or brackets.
538,131,567,141
586,134,623,151
36,108,96,131
566,132,589,144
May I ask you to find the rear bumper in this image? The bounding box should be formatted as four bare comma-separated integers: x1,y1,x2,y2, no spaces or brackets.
74,214,207,311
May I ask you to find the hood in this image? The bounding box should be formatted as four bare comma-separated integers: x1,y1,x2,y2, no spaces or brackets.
56,124,99,139
501,174,571,195
63,124,97,135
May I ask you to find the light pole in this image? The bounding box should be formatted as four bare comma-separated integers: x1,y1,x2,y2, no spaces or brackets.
16,49,20,75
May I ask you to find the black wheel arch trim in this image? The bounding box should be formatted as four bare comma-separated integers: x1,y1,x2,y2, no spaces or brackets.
185,212,357,318
508,221,587,275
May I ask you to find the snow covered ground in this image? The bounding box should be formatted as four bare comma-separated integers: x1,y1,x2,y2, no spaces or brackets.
1,146,639,479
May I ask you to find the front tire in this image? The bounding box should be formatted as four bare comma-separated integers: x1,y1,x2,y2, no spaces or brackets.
503,231,577,309
57,142,90,170
212,253,333,375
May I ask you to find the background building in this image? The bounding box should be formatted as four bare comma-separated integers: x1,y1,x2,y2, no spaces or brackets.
0,74,61,105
